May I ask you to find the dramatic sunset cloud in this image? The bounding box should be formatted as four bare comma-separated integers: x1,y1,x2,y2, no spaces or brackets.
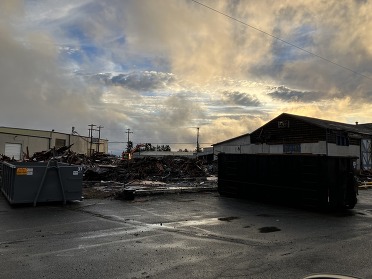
1,0,372,153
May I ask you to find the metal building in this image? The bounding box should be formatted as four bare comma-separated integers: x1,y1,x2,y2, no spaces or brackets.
212,133,250,158
0,126,108,160
213,113,372,170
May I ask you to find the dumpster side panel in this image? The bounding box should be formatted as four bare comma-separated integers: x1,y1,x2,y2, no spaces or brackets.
1,163,17,203
60,165,83,201
11,165,46,203
326,157,357,209
218,153,357,209
1,162,83,205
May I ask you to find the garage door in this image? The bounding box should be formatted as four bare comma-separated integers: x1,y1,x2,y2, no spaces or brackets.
5,143,22,160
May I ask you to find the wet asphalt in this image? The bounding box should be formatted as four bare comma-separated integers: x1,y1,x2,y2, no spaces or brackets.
1,190,372,279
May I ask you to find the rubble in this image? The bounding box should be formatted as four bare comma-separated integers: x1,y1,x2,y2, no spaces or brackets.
30,144,75,162
0,146,217,200
82,156,217,199
0,154,13,162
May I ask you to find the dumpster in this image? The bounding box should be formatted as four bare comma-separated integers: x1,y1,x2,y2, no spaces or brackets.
1,160,83,205
218,153,358,209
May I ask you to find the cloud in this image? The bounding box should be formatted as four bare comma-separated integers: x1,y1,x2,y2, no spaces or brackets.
200,115,267,144
159,95,206,127
0,1,107,134
111,0,372,101
2,0,372,154
267,86,324,103
222,91,262,107
103,71,176,92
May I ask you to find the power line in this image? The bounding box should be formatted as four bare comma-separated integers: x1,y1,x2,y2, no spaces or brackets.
108,142,214,145
191,0,372,81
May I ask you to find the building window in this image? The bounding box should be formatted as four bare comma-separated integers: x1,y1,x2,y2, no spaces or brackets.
55,138,66,148
336,135,349,146
278,120,289,128
283,143,301,153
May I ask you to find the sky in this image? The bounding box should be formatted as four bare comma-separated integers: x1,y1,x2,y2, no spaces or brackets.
1,0,372,154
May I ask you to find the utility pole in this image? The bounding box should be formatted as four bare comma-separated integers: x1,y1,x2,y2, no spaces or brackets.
196,127,200,156
88,124,96,156
125,128,133,152
97,125,104,153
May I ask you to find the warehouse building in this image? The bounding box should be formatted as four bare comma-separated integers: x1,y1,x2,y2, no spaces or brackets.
213,113,372,170
212,133,250,155
0,126,108,160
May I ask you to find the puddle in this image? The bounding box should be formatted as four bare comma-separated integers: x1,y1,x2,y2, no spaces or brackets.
218,216,239,222
259,226,281,233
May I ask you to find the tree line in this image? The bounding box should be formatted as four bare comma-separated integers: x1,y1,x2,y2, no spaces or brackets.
126,142,192,153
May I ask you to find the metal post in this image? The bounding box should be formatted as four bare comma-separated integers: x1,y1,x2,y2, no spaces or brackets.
125,128,133,152
49,129,54,149
97,126,103,153
88,124,96,156
196,127,200,157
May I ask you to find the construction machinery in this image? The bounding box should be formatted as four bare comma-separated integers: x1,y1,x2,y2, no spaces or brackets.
122,144,145,160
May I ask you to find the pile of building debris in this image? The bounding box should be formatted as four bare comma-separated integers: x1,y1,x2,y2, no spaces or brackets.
0,145,217,200
83,156,217,199
84,156,207,182
0,154,12,161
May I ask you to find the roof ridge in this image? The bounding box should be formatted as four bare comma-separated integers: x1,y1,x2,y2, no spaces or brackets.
281,112,372,134
282,113,355,126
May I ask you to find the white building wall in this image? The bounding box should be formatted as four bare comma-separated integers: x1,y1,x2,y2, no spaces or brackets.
214,145,242,154
217,141,362,168
327,143,359,157
301,141,327,154
219,135,250,146
0,134,49,158
240,144,262,154
240,144,282,154
327,143,360,167
52,134,108,155
213,135,250,158
70,136,89,154
0,128,109,158
0,127,51,137
267,145,283,153
213,125,364,168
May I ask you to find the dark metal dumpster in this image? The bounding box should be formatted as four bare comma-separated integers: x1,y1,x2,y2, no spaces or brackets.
1,160,83,205
218,153,358,209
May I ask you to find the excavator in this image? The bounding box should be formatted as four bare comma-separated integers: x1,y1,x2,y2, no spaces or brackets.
121,144,146,160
